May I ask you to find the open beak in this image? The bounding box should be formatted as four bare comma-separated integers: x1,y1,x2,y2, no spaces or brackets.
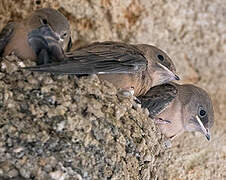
195,115,211,141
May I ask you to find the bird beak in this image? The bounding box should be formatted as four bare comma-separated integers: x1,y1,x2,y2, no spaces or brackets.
174,74,180,80
195,115,211,141
157,63,180,81
205,129,210,141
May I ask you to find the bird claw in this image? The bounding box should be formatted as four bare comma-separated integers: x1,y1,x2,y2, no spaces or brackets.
133,96,141,104
132,96,142,109
154,117,171,124
117,89,134,99
144,108,150,117
132,101,141,110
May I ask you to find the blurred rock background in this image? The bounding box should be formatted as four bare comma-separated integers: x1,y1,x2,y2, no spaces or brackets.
0,0,225,179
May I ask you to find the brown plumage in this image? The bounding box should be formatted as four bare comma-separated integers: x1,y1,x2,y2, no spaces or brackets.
24,26,180,96
0,8,71,64
138,83,214,141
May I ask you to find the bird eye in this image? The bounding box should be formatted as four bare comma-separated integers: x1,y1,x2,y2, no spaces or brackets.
199,109,206,117
41,18,48,25
62,32,67,38
157,54,164,61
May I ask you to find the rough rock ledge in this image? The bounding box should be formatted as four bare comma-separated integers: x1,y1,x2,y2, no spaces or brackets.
0,55,166,179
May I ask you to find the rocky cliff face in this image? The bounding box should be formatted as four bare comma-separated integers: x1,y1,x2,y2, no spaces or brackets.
0,55,166,179
0,0,225,179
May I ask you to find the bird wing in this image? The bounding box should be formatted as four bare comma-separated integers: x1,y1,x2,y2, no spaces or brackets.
0,22,15,56
138,83,178,118
24,41,147,74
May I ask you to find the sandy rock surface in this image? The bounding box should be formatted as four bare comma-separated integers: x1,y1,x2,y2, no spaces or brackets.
0,55,165,179
0,0,226,179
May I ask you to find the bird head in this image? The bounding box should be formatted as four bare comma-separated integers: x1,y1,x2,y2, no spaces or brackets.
138,44,180,87
179,84,214,141
26,8,71,52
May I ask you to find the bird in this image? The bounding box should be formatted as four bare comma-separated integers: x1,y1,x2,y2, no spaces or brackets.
27,25,67,64
0,8,71,65
138,83,214,141
23,26,180,97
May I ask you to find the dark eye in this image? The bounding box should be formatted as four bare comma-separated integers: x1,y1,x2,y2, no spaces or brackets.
199,109,206,117
41,18,48,25
63,32,67,38
35,0,41,5
157,54,164,61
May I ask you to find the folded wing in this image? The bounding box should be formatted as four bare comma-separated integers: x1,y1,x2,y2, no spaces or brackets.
138,83,178,118
24,41,147,74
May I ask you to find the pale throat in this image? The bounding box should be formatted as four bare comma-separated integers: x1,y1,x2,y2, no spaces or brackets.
157,98,184,138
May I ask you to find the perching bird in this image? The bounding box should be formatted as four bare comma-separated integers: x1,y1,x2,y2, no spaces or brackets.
24,26,180,96
0,8,71,64
138,83,214,141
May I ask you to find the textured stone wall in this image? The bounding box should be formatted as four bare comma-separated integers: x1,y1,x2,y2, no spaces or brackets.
0,0,226,179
